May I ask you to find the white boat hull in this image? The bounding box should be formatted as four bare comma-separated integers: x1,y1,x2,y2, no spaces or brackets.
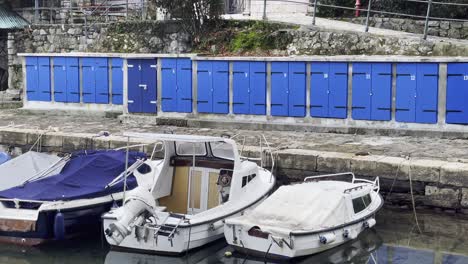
224,218,376,259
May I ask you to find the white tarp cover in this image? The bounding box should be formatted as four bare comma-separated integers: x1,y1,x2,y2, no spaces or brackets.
227,181,355,237
0,151,63,192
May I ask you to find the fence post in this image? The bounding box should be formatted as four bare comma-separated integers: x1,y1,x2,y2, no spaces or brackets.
126,0,129,19
423,0,433,40
364,0,373,32
34,0,39,24
263,0,267,20
312,0,318,25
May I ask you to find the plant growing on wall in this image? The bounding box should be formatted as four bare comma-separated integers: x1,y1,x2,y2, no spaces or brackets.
152,0,224,43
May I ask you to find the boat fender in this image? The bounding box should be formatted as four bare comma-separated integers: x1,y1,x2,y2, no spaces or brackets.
54,212,66,241
319,233,336,244
363,218,376,229
342,229,349,238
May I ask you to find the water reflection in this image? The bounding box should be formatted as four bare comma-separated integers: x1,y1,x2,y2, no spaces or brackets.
0,208,467,264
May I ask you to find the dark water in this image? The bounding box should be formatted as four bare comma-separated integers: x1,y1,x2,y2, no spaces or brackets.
0,207,467,264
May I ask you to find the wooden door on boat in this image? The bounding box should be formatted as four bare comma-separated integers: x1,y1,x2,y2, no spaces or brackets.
188,168,220,214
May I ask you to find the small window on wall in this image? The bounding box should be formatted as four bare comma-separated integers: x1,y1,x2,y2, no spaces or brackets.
176,142,206,156
352,193,372,214
211,141,234,160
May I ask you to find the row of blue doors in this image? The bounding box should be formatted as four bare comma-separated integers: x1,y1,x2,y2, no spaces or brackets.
26,57,468,125
26,56,123,105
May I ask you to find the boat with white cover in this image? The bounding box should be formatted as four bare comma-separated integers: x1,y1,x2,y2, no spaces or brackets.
102,133,276,255
0,150,146,245
224,172,383,260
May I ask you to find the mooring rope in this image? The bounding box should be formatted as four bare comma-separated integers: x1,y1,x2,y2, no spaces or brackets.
408,157,423,234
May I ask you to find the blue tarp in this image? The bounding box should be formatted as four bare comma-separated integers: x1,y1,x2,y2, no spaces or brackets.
0,152,10,165
0,150,146,201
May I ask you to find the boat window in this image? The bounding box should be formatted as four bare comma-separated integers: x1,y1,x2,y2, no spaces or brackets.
352,194,372,214
242,173,257,187
210,141,234,160
176,142,206,156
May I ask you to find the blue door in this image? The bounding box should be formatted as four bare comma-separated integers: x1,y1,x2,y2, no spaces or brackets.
371,63,392,121
66,57,80,103
161,58,177,112
271,62,289,116
26,57,40,101
416,64,438,123
140,59,157,113
310,62,330,118
250,62,267,115
197,61,213,113
396,63,417,122
95,58,109,104
352,63,372,120
127,59,142,113
82,58,96,103
328,63,348,118
53,57,67,102
127,59,157,113
289,62,306,117
111,58,124,105
446,63,468,124
38,57,51,102
212,62,229,114
176,59,192,113
233,62,250,114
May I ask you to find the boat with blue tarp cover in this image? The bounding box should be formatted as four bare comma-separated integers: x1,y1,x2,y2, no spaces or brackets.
0,150,146,245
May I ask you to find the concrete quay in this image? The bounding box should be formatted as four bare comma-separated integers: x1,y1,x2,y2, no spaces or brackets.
1,109,468,212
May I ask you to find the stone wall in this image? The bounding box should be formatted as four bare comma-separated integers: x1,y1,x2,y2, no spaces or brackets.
344,17,468,40
286,28,468,56
7,21,191,96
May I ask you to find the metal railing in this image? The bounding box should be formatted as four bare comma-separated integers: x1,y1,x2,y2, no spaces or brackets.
247,0,468,40
14,0,151,25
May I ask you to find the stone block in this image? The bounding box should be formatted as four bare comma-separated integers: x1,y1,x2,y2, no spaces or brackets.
0,129,28,146
316,151,353,173
350,155,380,176
440,162,468,187
373,156,409,180
276,149,319,171
424,186,460,209
462,188,468,208
440,21,450,30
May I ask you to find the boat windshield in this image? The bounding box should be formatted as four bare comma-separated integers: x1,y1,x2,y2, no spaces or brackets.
175,142,207,156
210,141,234,160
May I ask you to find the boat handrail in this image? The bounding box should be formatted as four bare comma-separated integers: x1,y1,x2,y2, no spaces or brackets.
344,177,380,194
304,172,356,182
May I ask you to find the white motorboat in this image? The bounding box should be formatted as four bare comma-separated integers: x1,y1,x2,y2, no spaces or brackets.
102,133,276,255
224,172,383,260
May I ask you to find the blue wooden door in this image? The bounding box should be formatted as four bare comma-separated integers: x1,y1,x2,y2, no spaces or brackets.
66,57,80,103
38,57,51,102
161,58,177,112
127,59,142,113
415,64,438,124
371,63,392,121
396,63,417,123
53,57,67,102
95,58,109,104
288,62,306,117
271,62,289,116
446,63,468,124
352,63,372,120
328,63,348,118
176,59,192,113
310,62,329,118
197,61,213,113
250,62,267,115
212,61,229,114
82,58,96,103
233,62,250,114
111,58,123,105
140,59,157,113
26,57,40,101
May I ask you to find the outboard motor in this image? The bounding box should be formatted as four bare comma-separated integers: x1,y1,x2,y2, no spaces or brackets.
105,186,156,244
